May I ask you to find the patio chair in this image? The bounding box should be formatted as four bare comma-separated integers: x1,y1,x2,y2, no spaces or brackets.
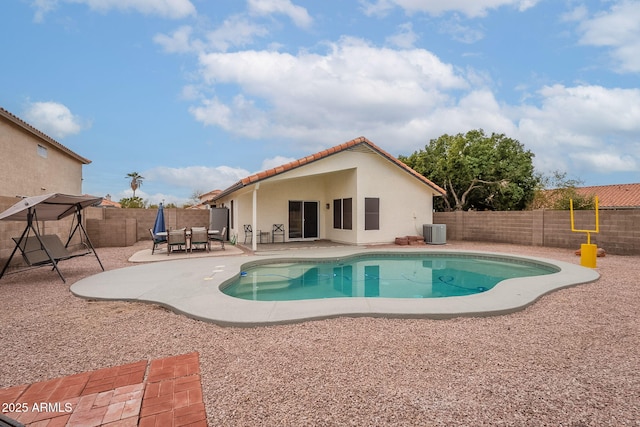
190,227,209,252
272,224,285,243
243,224,253,244
167,228,187,255
149,228,167,255
210,226,226,250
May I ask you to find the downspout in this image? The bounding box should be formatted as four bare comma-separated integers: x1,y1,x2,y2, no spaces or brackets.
252,183,259,252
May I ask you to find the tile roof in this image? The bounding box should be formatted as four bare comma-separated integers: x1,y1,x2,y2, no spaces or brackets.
212,136,446,201
0,107,92,164
199,189,221,203
576,183,640,208
99,198,122,208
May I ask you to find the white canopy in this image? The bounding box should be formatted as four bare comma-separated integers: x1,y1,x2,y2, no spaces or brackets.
0,193,102,222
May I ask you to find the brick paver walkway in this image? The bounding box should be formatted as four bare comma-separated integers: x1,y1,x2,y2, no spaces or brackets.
0,352,207,427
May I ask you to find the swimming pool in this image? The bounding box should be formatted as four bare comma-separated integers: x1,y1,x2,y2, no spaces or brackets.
222,254,558,301
71,248,600,326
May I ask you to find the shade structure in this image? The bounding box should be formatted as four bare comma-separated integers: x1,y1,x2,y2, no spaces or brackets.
0,193,103,222
0,193,104,283
152,203,166,240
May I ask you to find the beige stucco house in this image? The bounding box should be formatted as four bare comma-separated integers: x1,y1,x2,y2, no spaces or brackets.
0,107,93,262
210,136,446,249
0,107,91,198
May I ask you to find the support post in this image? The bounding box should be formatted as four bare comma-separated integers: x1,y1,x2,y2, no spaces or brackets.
252,184,259,252
570,197,599,268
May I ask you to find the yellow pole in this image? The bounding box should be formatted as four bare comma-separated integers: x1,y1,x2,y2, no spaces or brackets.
570,196,599,268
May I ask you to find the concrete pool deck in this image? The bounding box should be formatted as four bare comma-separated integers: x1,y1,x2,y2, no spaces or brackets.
70,246,600,327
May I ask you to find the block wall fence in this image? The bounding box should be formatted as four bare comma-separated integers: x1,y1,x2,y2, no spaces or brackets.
433,209,640,255
1,194,638,269
83,206,209,248
0,196,209,267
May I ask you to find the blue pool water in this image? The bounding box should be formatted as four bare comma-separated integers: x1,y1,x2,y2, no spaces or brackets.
221,254,557,301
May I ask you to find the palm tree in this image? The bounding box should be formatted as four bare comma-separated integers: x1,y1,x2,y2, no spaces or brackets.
126,172,144,197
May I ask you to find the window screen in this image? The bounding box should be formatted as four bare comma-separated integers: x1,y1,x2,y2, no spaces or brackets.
364,197,379,230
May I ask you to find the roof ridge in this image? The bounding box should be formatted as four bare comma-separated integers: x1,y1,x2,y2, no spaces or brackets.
579,183,640,189
214,136,445,201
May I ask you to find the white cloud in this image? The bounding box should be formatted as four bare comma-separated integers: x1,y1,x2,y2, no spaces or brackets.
360,0,540,18
515,84,640,176
385,22,419,48
527,84,640,135
189,95,269,138
31,0,58,23
190,37,469,150
154,16,269,54
23,101,88,139
144,165,250,192
153,26,202,54
248,0,313,29
31,0,196,21
576,0,640,73
188,38,640,178
261,155,297,170
561,5,588,23
439,15,485,44
571,152,637,174
205,15,270,52
119,189,188,206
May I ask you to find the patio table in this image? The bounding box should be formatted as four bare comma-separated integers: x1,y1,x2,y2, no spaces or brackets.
155,229,219,238
155,229,220,252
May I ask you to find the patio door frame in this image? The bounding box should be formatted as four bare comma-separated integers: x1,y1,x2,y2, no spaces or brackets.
288,200,319,240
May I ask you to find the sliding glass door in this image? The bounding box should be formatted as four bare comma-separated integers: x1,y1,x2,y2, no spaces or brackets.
289,201,319,239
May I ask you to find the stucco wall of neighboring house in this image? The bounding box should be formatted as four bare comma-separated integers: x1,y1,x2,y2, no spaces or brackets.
0,113,85,197
219,148,437,245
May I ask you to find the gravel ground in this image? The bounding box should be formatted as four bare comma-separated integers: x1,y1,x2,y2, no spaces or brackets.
0,241,638,426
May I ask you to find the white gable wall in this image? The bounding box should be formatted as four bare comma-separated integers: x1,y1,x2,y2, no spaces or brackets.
354,151,435,244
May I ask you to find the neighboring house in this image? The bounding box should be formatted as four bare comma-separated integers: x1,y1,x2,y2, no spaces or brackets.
576,183,640,209
185,190,222,209
97,194,121,208
199,189,221,205
0,107,91,197
210,136,446,248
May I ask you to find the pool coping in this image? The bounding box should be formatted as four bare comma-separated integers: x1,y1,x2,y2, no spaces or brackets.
70,247,600,327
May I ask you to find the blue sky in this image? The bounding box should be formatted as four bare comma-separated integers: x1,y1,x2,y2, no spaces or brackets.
1,0,639,205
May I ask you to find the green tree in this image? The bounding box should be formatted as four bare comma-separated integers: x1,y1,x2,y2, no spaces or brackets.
400,129,539,211
126,172,144,197
119,196,146,208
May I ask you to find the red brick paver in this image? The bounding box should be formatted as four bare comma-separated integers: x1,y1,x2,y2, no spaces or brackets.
139,353,206,427
0,353,207,427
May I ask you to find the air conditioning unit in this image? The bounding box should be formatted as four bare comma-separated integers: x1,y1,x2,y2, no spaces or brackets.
423,224,446,245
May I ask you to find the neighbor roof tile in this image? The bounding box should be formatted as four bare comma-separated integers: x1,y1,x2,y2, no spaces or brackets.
577,183,640,208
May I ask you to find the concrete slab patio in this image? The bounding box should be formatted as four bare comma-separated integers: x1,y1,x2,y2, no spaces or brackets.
70,246,600,327
128,245,244,263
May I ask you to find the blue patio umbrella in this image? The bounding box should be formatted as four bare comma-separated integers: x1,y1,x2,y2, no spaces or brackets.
153,203,166,241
